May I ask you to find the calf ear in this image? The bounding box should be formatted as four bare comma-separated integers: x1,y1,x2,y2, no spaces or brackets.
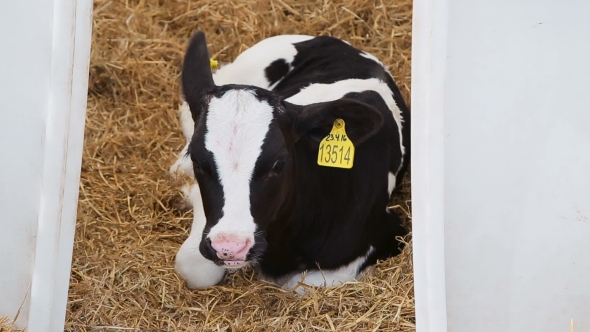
287,98,384,145
181,31,216,123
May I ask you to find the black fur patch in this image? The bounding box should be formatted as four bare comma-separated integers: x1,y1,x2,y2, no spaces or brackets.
264,59,290,86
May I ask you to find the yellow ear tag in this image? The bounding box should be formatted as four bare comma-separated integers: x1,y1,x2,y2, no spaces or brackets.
210,59,219,69
317,118,355,169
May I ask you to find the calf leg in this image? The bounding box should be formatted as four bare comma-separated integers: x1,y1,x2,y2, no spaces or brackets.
169,102,196,179
282,247,375,294
169,142,194,179
175,183,225,288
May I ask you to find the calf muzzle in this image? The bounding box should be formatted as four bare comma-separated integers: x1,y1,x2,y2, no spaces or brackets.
201,236,253,268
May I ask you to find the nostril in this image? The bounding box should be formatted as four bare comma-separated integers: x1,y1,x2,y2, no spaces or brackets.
199,237,219,261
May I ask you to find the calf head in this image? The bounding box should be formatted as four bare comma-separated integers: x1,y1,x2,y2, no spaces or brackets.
181,31,385,268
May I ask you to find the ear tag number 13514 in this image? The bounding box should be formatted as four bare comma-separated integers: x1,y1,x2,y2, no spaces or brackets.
317,118,355,169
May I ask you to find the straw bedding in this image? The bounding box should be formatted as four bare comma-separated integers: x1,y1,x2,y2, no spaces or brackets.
9,1,416,331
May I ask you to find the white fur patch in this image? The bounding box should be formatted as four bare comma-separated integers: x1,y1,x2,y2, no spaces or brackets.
285,78,406,165
360,51,384,66
281,246,376,294
212,35,313,88
179,102,195,141
386,172,397,213
387,172,397,196
204,89,274,242
175,184,226,289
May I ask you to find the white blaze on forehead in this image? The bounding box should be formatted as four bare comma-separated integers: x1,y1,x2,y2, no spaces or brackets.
204,89,274,240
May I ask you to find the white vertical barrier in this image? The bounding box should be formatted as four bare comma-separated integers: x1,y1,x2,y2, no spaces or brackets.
410,0,449,331
412,0,590,331
0,0,93,330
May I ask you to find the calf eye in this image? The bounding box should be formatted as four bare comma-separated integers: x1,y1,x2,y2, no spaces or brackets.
271,159,284,174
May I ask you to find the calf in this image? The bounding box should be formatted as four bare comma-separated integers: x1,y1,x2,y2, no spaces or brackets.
171,31,410,291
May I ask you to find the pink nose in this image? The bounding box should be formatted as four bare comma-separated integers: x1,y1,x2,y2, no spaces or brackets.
210,239,253,261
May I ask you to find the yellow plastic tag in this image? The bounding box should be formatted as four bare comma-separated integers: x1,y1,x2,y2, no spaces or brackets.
317,119,355,169
210,59,219,69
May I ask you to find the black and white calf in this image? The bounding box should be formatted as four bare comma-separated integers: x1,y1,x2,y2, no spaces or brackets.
171,31,410,290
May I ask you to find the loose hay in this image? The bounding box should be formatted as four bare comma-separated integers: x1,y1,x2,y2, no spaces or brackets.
68,0,414,331
0,316,22,332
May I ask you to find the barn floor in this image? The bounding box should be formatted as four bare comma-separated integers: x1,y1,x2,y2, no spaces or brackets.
64,0,415,331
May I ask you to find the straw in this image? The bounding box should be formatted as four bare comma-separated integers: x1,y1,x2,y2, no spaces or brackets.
65,0,414,330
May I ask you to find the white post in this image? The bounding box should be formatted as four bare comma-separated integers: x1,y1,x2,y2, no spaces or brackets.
412,0,590,331
411,0,449,331
0,0,93,331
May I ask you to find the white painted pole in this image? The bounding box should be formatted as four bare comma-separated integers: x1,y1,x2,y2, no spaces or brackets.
411,0,449,331
413,0,590,331
26,0,93,331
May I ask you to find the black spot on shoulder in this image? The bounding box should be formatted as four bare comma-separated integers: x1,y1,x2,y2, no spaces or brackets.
264,59,290,87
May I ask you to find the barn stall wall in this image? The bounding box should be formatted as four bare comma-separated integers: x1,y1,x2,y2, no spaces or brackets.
2,0,589,331
412,0,590,331
0,0,93,331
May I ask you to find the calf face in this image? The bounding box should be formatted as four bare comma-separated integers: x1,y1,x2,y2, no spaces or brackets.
182,31,384,269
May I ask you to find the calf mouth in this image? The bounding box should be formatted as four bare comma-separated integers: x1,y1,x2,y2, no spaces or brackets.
219,260,249,269
202,236,267,269
211,248,264,269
